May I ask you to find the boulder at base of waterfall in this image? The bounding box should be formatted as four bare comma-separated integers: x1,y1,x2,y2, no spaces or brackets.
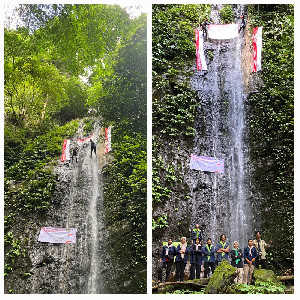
253,268,280,285
204,259,236,294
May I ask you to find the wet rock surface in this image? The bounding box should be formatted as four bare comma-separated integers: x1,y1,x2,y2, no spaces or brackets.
6,120,110,294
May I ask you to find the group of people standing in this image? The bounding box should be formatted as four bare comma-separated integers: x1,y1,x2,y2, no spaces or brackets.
157,224,271,285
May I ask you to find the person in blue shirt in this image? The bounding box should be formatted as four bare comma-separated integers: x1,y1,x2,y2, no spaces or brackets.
191,224,202,244
203,238,216,278
215,234,230,264
189,238,203,279
157,238,176,283
175,237,189,282
243,239,258,284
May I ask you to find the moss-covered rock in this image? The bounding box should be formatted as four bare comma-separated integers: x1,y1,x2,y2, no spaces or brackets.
204,260,236,294
253,269,280,285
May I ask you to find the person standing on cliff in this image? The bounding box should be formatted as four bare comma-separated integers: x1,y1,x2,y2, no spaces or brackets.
243,239,258,284
238,13,246,33
175,237,189,282
203,238,216,278
253,231,272,269
90,139,96,158
157,238,176,284
191,223,202,244
71,145,79,163
230,241,244,283
201,18,210,40
216,234,230,265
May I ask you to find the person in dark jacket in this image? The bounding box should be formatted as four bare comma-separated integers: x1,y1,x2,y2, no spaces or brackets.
201,18,210,39
238,14,246,33
90,139,96,157
203,238,216,278
230,241,244,283
215,234,230,264
157,238,176,283
243,239,258,284
189,238,203,279
71,145,79,163
175,237,189,282
191,224,202,244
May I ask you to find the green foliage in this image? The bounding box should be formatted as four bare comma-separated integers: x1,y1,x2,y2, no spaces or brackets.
219,5,234,24
233,282,285,294
247,4,294,273
103,124,146,293
152,214,169,230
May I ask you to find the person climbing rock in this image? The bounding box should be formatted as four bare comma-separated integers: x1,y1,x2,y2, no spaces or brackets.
215,234,230,265
71,145,79,163
90,139,96,158
230,241,244,283
238,14,246,33
191,223,202,244
243,239,258,284
175,237,189,282
253,230,272,269
201,18,210,40
203,238,216,278
189,238,203,280
157,238,176,283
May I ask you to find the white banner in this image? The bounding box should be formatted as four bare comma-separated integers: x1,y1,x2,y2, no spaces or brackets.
38,227,77,244
208,24,239,40
105,126,112,153
190,154,225,173
77,133,95,146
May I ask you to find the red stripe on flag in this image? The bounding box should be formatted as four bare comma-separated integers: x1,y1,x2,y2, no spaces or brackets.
195,30,202,70
252,27,258,72
61,139,67,162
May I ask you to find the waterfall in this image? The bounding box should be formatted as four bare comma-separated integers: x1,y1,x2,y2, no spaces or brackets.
190,4,253,248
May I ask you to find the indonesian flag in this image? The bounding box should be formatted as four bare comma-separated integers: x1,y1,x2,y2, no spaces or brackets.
190,154,225,173
253,26,262,72
105,126,112,154
195,30,207,70
61,139,70,162
77,133,95,146
38,227,77,244
207,24,239,40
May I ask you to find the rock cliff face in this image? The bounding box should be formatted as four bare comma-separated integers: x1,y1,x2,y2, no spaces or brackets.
152,5,259,278
5,120,112,294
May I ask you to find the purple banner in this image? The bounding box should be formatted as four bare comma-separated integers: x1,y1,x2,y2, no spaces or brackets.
190,154,225,173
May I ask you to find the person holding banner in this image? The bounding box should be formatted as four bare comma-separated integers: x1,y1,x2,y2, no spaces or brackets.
90,139,96,158
215,234,230,265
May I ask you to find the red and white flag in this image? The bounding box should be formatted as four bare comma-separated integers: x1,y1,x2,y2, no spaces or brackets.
105,126,112,153
38,227,77,244
77,133,94,146
195,30,207,71
190,154,225,173
61,139,70,162
207,24,239,40
253,26,262,72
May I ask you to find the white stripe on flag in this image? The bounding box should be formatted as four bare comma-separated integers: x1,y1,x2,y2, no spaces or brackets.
207,24,239,40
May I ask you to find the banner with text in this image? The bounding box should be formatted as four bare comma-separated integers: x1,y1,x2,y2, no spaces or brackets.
61,139,70,162
253,26,262,72
38,227,77,244
190,154,225,173
105,126,112,153
77,133,95,146
195,29,207,71
207,24,239,40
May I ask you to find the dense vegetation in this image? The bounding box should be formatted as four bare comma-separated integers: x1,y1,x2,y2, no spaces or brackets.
247,4,294,273
152,4,210,230
4,4,146,293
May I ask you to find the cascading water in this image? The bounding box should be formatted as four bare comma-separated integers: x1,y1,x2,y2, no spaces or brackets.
6,120,109,294
190,4,252,247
